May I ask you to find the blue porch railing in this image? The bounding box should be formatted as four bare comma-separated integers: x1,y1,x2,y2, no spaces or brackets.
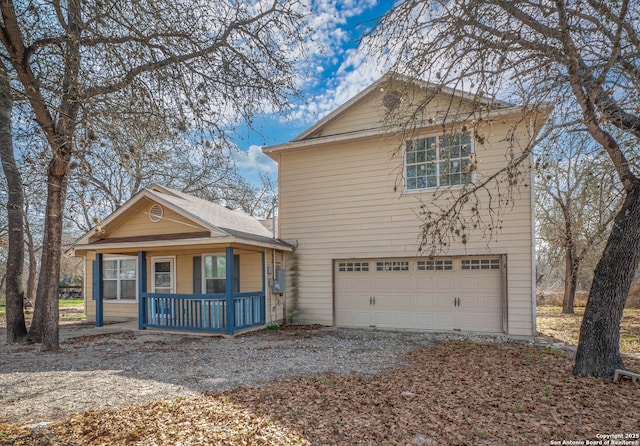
139,292,266,334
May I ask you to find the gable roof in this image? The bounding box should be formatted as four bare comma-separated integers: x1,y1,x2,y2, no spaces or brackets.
263,72,548,160
72,185,292,251
147,185,273,239
293,72,513,142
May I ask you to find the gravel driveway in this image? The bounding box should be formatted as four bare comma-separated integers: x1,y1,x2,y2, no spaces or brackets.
0,326,474,425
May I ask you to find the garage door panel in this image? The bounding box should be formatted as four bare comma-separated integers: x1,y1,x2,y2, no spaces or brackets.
479,297,502,311
432,314,455,330
435,295,457,310
335,258,503,333
435,276,456,289
415,296,434,310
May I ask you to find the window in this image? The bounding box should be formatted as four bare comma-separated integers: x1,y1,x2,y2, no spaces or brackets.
417,260,453,271
203,254,240,294
405,133,473,190
103,258,137,300
461,259,500,270
376,261,409,271
338,262,369,272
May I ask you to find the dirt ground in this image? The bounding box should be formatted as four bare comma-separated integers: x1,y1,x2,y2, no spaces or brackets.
1,334,639,445
1,305,639,445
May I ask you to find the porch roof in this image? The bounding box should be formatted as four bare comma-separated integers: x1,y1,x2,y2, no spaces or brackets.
71,185,294,255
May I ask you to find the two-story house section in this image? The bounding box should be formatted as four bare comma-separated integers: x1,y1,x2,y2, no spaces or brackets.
263,73,550,338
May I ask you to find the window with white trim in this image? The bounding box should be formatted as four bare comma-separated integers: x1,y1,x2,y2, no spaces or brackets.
417,260,453,271
405,133,473,190
103,257,137,300
202,254,240,294
376,261,409,271
204,254,227,294
461,259,500,270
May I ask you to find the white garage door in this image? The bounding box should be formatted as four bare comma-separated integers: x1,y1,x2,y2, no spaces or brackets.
334,257,504,333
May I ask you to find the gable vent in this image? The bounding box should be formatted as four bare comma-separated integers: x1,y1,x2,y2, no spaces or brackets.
383,90,402,110
149,204,164,222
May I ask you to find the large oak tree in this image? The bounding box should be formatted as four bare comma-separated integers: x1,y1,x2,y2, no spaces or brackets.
367,0,640,377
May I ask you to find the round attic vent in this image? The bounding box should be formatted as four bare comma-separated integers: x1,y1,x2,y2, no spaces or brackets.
383,90,402,110
149,204,164,222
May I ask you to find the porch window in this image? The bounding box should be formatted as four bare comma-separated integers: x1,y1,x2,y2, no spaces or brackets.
203,254,240,294
103,258,137,300
405,132,473,190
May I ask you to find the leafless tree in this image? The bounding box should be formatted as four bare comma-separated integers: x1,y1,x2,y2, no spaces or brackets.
0,0,306,350
0,60,27,342
367,0,640,378
535,130,622,313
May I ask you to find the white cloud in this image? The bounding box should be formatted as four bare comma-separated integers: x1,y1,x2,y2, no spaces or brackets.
286,46,388,124
233,144,277,175
283,1,389,125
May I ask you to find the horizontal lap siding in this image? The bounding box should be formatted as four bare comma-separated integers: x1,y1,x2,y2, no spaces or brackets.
278,121,534,335
318,92,468,138
86,300,137,320
106,198,211,238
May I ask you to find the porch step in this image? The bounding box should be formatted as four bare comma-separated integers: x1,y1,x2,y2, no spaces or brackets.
613,369,640,383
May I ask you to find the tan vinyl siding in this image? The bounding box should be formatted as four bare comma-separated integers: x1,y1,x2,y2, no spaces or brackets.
86,301,137,321
104,199,213,239
315,91,471,138
240,252,264,292
278,121,535,336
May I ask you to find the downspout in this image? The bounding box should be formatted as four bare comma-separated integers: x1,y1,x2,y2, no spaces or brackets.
271,199,282,324
281,250,286,325
529,116,537,338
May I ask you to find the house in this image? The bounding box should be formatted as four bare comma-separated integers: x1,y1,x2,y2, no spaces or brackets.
262,74,550,337
72,184,292,335
74,74,548,337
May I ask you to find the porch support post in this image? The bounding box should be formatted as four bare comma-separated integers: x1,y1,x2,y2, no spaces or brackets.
138,251,147,330
262,251,266,294
95,253,103,328
225,247,235,335
262,251,267,324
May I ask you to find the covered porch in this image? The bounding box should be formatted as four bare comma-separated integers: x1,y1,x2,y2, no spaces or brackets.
72,185,292,335
89,244,286,335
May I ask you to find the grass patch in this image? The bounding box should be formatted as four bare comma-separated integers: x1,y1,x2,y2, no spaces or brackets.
537,306,640,353
58,299,84,308
0,299,85,328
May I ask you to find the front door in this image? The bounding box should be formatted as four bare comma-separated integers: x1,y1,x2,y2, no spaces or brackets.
150,257,175,322
152,257,175,294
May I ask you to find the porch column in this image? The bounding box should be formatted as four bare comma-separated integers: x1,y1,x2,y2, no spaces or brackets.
262,251,266,294
137,251,147,330
225,247,235,335
262,251,267,324
94,253,103,327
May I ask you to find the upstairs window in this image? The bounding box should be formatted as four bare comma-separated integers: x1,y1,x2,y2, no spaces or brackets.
405,133,473,190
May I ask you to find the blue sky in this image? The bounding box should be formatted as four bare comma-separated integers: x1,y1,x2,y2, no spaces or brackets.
232,1,393,184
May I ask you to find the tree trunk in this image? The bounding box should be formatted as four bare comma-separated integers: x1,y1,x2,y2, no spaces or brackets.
24,204,38,304
28,163,69,351
562,218,578,314
573,183,640,378
562,255,577,314
0,61,27,343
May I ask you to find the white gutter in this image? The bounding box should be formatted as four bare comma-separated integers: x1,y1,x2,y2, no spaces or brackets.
263,106,536,159
71,236,294,255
